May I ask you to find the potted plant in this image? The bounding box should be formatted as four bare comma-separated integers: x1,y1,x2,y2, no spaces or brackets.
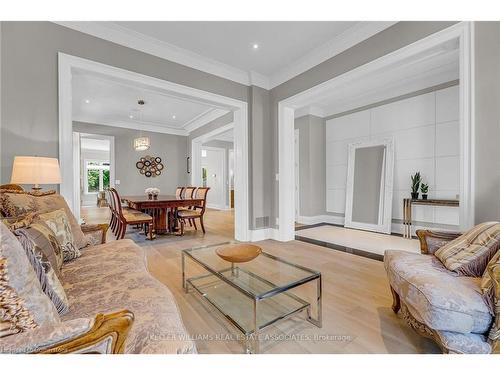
410,172,421,200
421,183,429,200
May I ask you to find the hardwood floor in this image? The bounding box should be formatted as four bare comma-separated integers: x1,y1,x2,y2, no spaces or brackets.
81,206,440,354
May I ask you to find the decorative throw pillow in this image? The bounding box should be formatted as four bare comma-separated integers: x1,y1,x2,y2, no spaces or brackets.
480,250,500,315
0,257,38,338
0,222,60,326
0,190,89,249
435,222,500,277
14,229,69,315
1,212,38,231
37,209,81,262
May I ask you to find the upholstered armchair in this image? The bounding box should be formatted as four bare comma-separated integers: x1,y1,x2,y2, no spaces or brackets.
0,311,134,354
385,229,499,354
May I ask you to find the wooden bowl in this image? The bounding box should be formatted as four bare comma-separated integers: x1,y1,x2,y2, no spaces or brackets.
216,244,262,263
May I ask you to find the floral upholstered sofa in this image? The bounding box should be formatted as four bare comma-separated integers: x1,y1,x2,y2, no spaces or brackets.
385,228,499,354
0,190,195,354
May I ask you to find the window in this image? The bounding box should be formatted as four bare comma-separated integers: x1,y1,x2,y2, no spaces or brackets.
84,160,110,194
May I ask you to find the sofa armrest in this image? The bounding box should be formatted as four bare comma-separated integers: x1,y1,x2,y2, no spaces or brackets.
416,229,462,255
488,261,500,354
81,223,109,245
0,310,133,354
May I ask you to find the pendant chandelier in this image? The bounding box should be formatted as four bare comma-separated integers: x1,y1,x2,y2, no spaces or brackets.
134,136,150,151
133,99,150,151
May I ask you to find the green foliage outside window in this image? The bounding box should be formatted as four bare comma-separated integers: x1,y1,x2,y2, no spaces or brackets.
87,170,99,192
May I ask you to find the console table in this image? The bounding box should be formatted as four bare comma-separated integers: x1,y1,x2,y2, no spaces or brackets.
402,198,459,238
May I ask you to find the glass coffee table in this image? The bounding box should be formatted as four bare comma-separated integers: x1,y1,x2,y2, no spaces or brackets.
182,242,322,353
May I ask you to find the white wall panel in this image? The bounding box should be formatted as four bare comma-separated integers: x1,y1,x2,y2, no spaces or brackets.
326,188,346,213
326,110,370,141
436,85,459,123
325,86,460,229
435,156,460,191
370,92,435,134
436,121,460,157
392,125,435,160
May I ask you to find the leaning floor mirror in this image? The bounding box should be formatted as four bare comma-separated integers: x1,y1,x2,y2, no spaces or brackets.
344,138,394,234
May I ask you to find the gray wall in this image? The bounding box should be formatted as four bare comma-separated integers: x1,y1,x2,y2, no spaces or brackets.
474,22,500,223
74,122,188,195
270,22,458,228
294,115,326,217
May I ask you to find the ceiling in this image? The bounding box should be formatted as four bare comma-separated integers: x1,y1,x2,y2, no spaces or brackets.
209,128,234,143
295,40,460,118
56,21,396,89
72,70,229,135
113,21,357,76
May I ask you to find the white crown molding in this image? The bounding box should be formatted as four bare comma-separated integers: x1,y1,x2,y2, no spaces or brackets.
183,108,230,133
73,115,189,136
55,21,257,88
269,21,398,88
54,21,395,91
294,106,326,119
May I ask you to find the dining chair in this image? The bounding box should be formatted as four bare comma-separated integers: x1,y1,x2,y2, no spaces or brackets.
105,189,118,236
176,187,210,235
175,186,185,199
110,188,155,240
178,186,197,227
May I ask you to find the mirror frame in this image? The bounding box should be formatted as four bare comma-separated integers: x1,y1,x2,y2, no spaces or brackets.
344,138,394,234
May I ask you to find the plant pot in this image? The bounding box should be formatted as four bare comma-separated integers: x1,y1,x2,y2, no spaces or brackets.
411,192,419,200
422,194,428,200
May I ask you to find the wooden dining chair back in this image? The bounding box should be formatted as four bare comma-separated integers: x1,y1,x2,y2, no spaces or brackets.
106,189,119,236
193,187,210,214
176,187,210,235
183,187,196,199
175,187,185,199
110,188,154,240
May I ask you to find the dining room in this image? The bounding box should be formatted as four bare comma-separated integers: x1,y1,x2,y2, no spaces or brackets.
70,66,243,241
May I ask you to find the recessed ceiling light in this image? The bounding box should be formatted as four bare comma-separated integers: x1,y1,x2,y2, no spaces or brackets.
85,99,90,104
172,115,176,119
129,115,134,119
252,43,259,50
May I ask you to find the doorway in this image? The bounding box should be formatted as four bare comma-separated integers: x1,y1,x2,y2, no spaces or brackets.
58,53,250,241
201,146,226,209
74,133,115,209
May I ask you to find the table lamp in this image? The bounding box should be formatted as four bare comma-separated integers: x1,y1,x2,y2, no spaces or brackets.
10,156,62,191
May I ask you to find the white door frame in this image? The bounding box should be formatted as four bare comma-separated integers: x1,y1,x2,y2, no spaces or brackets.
294,129,300,221
200,145,227,210
278,22,474,241
75,133,115,209
59,53,249,241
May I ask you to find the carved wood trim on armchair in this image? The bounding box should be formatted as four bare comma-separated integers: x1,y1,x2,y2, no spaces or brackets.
36,310,134,354
416,229,462,254
81,223,109,245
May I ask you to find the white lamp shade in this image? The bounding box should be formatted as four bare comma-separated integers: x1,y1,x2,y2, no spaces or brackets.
10,156,62,185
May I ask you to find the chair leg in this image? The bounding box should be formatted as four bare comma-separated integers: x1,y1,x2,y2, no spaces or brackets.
199,216,205,234
180,219,184,236
193,219,197,230
390,286,401,313
148,220,153,240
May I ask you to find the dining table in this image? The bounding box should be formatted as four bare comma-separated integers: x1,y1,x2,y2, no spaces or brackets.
122,195,203,235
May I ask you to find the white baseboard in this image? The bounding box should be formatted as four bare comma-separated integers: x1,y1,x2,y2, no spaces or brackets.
248,228,280,242
297,215,345,226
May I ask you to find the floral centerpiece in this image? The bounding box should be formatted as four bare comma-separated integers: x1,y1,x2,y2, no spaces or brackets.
145,187,160,200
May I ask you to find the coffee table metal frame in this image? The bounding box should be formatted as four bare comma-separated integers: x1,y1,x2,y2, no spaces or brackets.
181,242,322,353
